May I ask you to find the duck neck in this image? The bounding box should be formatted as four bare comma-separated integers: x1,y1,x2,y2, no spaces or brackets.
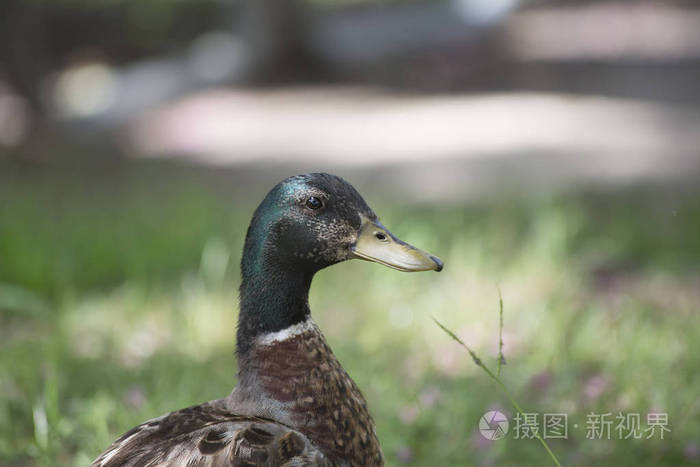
237,259,314,358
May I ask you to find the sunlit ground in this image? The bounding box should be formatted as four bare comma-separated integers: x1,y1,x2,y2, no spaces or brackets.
0,159,698,466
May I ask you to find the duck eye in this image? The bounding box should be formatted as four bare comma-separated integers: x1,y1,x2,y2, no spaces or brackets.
305,196,323,210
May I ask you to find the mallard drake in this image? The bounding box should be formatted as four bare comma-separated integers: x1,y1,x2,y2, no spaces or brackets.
92,173,443,466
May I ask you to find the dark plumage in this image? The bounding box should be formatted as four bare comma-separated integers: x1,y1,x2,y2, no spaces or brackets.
92,173,442,466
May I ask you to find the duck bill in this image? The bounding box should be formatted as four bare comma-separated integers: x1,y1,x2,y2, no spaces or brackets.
351,218,443,272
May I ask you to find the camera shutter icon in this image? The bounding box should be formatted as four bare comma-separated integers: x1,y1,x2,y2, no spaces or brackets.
479,411,509,440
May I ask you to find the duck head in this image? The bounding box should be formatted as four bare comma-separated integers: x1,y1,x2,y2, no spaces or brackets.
237,173,443,354
241,173,442,276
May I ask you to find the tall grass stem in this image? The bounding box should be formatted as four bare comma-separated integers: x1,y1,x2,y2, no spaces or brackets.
432,316,562,467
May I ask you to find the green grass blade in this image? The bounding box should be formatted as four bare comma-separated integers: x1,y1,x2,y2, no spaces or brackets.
432,316,562,467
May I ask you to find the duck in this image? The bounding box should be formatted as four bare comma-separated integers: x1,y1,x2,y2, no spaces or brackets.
92,173,443,466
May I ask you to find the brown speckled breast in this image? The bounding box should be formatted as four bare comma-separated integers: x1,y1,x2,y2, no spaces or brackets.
234,323,384,466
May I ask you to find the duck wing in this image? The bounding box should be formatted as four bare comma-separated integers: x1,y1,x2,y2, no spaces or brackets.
91,401,331,467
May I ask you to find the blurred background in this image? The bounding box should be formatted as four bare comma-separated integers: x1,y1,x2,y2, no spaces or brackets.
1,0,699,465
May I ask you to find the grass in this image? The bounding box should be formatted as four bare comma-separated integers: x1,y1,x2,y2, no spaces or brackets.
433,309,562,467
1,158,699,466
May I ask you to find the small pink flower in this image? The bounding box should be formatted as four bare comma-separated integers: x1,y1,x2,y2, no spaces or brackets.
583,374,608,400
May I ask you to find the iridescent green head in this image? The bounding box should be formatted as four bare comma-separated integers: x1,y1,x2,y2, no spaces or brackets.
242,173,443,278
242,173,376,277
